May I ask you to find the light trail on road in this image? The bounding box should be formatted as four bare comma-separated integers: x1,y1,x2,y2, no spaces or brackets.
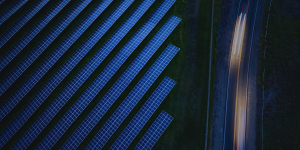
230,10,247,150
222,0,261,149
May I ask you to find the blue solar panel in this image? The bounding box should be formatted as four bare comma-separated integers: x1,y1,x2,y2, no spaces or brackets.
8,1,133,149
38,8,180,150
0,0,28,25
0,0,70,72
135,111,173,150
9,1,134,149
0,0,4,4
61,1,176,149
0,0,111,149
111,77,176,149
85,45,179,149
0,0,91,121
0,0,50,48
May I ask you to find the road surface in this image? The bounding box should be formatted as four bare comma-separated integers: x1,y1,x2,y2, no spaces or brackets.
223,0,261,149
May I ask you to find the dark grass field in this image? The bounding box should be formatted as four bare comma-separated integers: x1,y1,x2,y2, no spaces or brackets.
0,0,222,149
257,0,300,149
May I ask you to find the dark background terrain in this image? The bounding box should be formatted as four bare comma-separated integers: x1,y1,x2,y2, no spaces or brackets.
258,0,300,149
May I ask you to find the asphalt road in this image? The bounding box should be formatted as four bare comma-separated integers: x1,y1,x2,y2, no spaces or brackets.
223,0,260,149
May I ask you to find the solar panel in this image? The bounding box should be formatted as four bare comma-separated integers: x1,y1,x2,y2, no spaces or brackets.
0,0,4,4
0,0,111,117
110,77,176,149
135,111,173,150
0,1,112,149
61,1,176,149
9,1,134,149
0,0,28,25
38,9,180,150
0,0,92,121
0,0,70,72
85,45,179,149
0,0,50,48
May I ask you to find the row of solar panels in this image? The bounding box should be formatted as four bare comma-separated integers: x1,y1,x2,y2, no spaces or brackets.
0,0,179,149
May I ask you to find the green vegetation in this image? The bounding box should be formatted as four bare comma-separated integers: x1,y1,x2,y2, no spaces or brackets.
258,0,300,149
0,0,222,149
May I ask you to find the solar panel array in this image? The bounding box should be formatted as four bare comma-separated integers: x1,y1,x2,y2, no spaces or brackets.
0,0,112,122
0,0,70,72
86,44,179,149
111,77,176,149
0,0,91,96
135,111,173,150
0,1,112,149
0,0,181,149
61,1,176,149
37,1,155,149
0,0,28,25
0,0,4,5
0,0,91,120
0,0,50,48
38,7,178,150
10,1,134,149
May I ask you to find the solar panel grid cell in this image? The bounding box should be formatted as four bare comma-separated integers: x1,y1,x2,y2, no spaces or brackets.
110,77,176,149
9,1,133,149
85,44,179,149
0,0,111,121
0,0,50,48
135,111,173,150
0,0,71,89
0,0,28,25
37,0,155,148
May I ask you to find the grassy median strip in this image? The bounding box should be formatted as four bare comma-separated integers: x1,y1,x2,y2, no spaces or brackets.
207,0,222,149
